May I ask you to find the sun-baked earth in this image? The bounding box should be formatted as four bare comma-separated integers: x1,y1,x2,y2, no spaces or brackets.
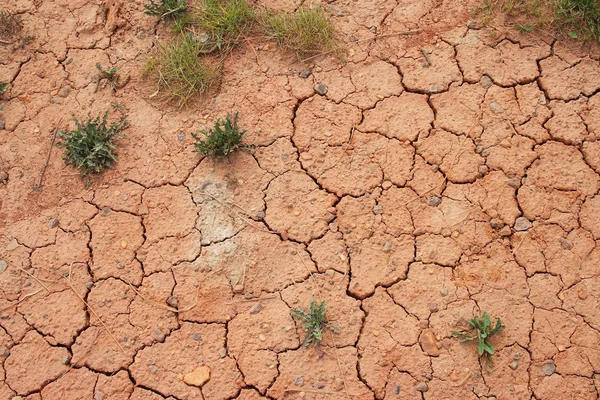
2,0,600,399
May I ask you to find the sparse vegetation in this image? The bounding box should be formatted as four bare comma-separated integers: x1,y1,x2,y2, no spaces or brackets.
263,5,337,59
145,33,217,106
475,0,600,42
192,112,245,156
0,10,23,42
0,82,8,94
291,300,340,347
191,0,256,51
96,63,129,92
57,112,129,177
144,0,188,21
453,312,504,372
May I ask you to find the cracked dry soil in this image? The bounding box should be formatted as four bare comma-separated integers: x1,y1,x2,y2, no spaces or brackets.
2,0,600,399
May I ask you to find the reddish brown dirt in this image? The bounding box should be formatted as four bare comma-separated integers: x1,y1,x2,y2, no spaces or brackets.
1,0,600,399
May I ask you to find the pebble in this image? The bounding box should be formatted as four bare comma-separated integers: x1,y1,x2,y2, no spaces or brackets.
193,333,201,341
0,260,6,274
256,211,266,219
514,217,532,232
440,288,448,296
183,366,211,387
218,348,227,358
249,302,263,314
1,347,9,356
120,240,128,249
314,83,328,96
244,292,253,300
59,86,71,98
299,70,311,79
61,355,70,365
416,382,429,392
509,361,519,370
101,207,112,216
490,219,504,230
295,376,304,386
541,362,556,376
373,204,383,214
259,334,266,341
94,391,104,400
153,328,165,342
480,76,493,88
382,180,393,189
427,196,441,206
177,132,185,141
478,165,489,174
167,296,179,308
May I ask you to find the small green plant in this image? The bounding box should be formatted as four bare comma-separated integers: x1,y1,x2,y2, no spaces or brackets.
0,82,8,94
191,0,255,50
290,300,340,347
554,0,600,41
96,63,129,92
515,22,534,32
192,112,245,156
145,33,217,106
57,112,129,177
144,0,187,21
263,5,337,59
0,10,23,42
453,312,504,372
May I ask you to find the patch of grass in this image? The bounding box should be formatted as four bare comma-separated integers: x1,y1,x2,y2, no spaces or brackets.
57,111,129,177
0,82,8,94
192,112,245,156
0,10,23,42
144,0,187,21
191,0,256,50
453,312,504,372
554,0,600,41
96,63,126,92
145,33,217,106
263,5,337,59
291,300,340,347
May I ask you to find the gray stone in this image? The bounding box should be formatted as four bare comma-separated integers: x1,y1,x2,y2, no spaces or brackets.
166,296,179,308
49,218,59,228
249,302,263,315
177,132,185,141
509,361,519,370
294,376,304,386
480,75,493,88
218,347,227,358
314,83,328,96
59,86,71,98
416,382,429,392
427,196,441,206
299,70,311,79
514,217,532,232
541,362,556,376
193,333,201,341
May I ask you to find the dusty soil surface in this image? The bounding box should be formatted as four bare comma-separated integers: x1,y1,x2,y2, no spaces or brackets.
2,0,600,399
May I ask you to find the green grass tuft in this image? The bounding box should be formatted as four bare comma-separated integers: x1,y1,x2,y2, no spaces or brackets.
453,312,504,372
191,0,256,50
263,5,337,59
291,300,340,347
192,112,245,156
57,112,129,177
554,0,600,41
144,0,188,21
145,33,218,106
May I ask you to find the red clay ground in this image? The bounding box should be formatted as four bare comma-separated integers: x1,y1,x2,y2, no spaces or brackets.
2,0,600,399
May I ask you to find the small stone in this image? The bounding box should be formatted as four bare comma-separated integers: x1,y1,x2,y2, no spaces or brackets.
382,180,393,190
0,260,7,274
429,303,439,312
383,242,392,252
218,348,227,358
299,70,311,79
490,102,501,113
193,333,201,341
1,347,9,356
478,165,489,174
314,83,328,96
440,288,448,297
244,292,253,299
373,204,383,214
249,302,263,314
120,240,128,249
513,353,521,360
177,132,185,141
86,282,94,289
372,330,380,337
509,361,519,370
499,226,512,237
166,296,179,308
0,171,7,183
541,362,555,376
427,196,441,206
325,269,335,277
255,210,266,219
61,355,70,365
259,334,266,342
121,194,129,201
295,376,304,386
490,219,504,230
101,207,112,216
298,392,306,398
514,217,532,232
183,366,211,387
480,76,493,88
64,57,73,65
467,20,480,29
94,391,104,400
154,328,165,342
416,382,429,392
59,86,71,98
115,262,124,270
420,330,440,356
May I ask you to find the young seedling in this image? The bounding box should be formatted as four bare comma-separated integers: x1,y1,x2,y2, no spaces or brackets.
96,63,129,92
0,82,8,94
290,300,340,347
57,111,129,178
192,112,245,156
144,0,188,21
453,312,504,372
